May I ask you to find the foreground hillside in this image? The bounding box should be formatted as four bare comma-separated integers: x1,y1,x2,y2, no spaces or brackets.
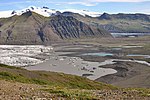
0,64,150,99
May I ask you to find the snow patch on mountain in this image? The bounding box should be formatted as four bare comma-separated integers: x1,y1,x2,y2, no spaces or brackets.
60,9,101,17
0,6,57,18
18,6,57,17
0,11,14,18
0,6,101,18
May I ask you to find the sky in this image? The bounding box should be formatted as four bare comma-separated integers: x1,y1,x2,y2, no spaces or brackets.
0,0,150,14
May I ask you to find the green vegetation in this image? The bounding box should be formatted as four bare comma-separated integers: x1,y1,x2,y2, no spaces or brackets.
0,64,116,90
0,64,23,70
42,88,97,99
0,63,119,99
1,64,150,99
0,72,52,85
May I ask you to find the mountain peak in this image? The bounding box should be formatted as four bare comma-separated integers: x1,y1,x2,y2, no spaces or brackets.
21,10,33,17
99,13,112,20
0,6,58,18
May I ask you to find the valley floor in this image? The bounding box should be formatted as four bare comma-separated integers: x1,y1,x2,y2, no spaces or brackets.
0,36,150,99
0,36,150,88
62,36,150,88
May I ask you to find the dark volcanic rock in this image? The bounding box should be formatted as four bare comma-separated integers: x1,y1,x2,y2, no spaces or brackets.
0,22,2,27
49,15,111,39
11,10,17,15
99,13,112,20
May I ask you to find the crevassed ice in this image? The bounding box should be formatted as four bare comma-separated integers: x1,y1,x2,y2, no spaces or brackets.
0,45,53,67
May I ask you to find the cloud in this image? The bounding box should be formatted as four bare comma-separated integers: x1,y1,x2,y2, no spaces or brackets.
1,0,149,8
55,0,150,7
0,1,24,6
86,0,150,2
44,1,97,6
66,2,97,6
0,0,35,6
22,0,97,6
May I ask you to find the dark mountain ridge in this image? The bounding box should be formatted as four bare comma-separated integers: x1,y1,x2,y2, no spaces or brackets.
0,11,111,44
99,13,150,21
58,12,150,33
49,15,109,39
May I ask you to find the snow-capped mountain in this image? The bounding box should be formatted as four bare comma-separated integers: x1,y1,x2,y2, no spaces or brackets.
60,9,101,17
0,6,57,18
0,6,101,18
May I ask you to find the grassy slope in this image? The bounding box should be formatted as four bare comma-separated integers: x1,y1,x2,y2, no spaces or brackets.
100,19,150,32
1,64,150,99
0,64,115,90
0,64,116,99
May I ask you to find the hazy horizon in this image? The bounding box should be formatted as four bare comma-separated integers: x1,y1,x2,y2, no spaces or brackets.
0,0,150,14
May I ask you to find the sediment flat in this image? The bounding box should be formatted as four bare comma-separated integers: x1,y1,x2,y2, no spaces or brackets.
96,61,150,88
25,52,117,80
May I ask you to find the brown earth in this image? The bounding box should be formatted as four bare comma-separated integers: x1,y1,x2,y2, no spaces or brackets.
1,80,150,100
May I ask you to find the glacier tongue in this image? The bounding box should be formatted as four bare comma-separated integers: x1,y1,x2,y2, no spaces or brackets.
0,45,53,67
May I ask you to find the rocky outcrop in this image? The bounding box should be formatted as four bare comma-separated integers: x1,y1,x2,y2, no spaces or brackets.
99,13,112,20
49,15,111,39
